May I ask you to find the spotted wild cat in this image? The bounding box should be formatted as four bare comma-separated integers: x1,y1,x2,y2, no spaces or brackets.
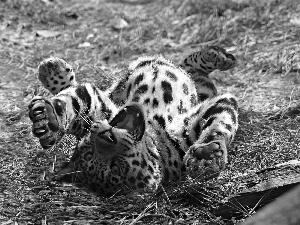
28,46,238,193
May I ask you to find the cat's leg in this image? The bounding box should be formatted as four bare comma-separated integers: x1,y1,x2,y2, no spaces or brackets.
29,57,118,149
183,93,238,179
180,46,236,101
37,57,78,95
28,83,116,149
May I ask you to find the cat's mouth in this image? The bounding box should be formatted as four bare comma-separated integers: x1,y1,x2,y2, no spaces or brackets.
97,129,117,145
109,104,145,141
96,105,142,145
110,105,142,130
93,104,146,156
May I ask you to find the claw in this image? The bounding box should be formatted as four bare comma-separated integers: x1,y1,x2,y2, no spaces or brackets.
33,125,48,138
33,109,44,116
42,144,54,149
35,128,46,134
28,97,60,150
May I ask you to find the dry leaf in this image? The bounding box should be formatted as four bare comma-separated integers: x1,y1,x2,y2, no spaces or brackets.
36,30,61,38
290,17,300,26
112,18,129,30
78,42,91,48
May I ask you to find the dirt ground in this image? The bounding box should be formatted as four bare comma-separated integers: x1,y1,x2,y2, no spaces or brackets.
1,0,300,224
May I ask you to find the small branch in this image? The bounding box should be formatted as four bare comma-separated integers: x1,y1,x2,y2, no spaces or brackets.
243,184,300,225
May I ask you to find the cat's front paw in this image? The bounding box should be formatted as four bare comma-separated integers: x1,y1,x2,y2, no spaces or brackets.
28,96,61,149
184,140,228,180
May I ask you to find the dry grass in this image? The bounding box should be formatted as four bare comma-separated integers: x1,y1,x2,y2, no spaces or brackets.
1,0,300,224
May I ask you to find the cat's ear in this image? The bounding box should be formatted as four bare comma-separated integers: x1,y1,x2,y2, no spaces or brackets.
110,104,145,141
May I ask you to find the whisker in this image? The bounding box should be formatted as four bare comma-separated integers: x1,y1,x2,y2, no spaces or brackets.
248,189,273,216
74,108,92,126
223,199,247,214
229,196,249,214
187,185,216,203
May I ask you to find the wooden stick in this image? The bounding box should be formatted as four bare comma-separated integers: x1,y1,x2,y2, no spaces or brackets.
242,184,300,225
214,160,300,219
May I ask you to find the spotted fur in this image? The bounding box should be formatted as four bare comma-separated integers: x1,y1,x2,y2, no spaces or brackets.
28,46,238,193
180,46,236,101
38,57,77,95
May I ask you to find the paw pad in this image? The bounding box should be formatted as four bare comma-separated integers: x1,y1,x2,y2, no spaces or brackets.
184,140,228,179
194,142,222,160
